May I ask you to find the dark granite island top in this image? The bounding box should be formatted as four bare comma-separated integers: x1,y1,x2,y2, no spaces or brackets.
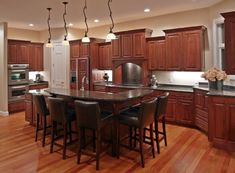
44,88,153,102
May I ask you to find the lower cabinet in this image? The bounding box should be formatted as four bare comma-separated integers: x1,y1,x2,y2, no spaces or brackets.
208,96,235,151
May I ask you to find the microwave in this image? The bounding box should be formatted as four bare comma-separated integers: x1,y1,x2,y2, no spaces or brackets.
8,64,29,85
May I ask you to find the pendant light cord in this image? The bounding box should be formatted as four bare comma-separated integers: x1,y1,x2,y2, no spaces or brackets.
83,0,89,36
47,8,52,43
63,2,68,40
108,0,114,32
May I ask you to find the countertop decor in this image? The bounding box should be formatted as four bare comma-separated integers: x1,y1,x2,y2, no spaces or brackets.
201,67,227,90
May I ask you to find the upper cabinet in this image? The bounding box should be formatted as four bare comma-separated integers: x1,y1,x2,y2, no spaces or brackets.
29,43,44,71
111,29,152,59
221,11,235,74
147,37,166,70
98,42,112,70
8,40,30,64
8,40,44,71
163,26,206,71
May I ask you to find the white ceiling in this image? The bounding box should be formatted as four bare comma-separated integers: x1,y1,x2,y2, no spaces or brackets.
0,0,222,31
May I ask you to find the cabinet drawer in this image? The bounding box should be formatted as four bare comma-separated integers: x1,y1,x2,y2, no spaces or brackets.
29,84,48,90
195,117,208,133
94,85,106,92
195,108,208,122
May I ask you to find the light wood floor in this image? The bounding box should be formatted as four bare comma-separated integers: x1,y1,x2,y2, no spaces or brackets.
0,112,235,173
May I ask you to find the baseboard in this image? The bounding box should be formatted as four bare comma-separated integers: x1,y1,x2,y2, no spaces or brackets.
0,111,9,116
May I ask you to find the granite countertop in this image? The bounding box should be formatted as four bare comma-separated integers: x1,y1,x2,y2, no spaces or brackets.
94,81,235,97
28,88,51,96
44,88,153,102
29,81,49,86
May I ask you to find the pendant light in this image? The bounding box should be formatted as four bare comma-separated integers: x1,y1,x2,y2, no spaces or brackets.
107,0,116,40
82,0,90,43
46,8,53,48
62,2,69,46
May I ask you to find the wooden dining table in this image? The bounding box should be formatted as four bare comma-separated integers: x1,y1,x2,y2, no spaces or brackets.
44,88,153,156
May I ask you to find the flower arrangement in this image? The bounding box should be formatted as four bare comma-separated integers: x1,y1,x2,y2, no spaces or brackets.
201,67,227,81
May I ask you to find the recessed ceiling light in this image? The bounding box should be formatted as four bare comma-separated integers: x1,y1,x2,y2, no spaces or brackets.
144,8,150,13
29,24,34,27
69,23,73,26
94,19,100,23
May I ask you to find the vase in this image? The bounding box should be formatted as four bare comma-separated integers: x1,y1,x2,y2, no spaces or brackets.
208,80,223,91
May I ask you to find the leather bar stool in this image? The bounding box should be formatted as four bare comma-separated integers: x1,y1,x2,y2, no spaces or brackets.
118,99,157,168
143,92,169,154
34,94,50,147
48,97,76,160
74,100,114,171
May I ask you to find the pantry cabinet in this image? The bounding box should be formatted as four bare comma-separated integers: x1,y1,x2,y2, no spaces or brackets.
98,42,112,70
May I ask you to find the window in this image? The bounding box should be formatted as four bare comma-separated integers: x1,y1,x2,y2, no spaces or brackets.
213,18,225,69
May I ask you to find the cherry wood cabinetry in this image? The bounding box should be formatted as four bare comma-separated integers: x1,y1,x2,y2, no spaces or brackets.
194,89,208,133
208,96,235,151
80,43,90,58
98,43,112,70
112,29,152,59
221,12,235,74
147,37,166,70
29,43,44,71
29,83,48,90
8,40,30,64
163,26,206,71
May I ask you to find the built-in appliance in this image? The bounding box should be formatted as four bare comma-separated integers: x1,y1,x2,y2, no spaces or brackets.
8,64,29,103
122,63,142,85
8,84,29,102
8,64,29,85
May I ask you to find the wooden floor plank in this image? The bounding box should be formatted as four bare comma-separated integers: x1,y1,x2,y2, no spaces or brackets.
0,112,235,173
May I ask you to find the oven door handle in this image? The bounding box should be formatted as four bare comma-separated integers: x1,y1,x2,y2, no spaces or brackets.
11,85,28,89
10,70,27,73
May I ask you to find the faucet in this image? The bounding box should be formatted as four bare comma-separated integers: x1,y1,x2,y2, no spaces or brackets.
80,76,89,91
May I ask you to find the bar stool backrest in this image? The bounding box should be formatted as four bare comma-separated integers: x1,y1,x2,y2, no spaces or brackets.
34,95,48,116
48,97,67,123
155,92,169,120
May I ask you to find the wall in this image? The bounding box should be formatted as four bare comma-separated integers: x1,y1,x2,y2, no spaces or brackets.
8,28,40,42
0,22,8,116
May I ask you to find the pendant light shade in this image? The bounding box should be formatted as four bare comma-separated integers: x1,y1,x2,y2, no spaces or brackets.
107,0,116,40
46,8,53,48
62,2,69,46
82,0,90,43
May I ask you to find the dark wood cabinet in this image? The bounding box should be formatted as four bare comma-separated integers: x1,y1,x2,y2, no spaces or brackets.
121,34,133,58
208,96,235,151
29,43,44,71
98,43,112,70
70,59,77,72
194,89,208,133
111,29,152,59
77,58,89,90
147,37,166,70
166,98,177,122
163,26,205,71
29,83,48,90
8,40,30,64
221,11,235,74
70,42,80,58
80,43,90,58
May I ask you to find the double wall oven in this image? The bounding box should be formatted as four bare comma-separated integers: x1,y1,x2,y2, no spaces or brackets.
8,64,29,102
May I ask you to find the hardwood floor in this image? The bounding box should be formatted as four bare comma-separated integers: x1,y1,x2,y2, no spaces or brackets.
0,112,235,173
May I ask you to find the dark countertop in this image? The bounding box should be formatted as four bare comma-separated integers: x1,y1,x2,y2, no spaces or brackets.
29,81,49,86
94,82,235,97
28,89,51,96
44,88,153,102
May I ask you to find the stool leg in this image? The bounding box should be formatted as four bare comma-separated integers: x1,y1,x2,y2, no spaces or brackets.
93,129,96,152
42,115,47,147
96,129,101,170
117,123,120,159
129,127,132,148
150,124,155,158
134,127,137,148
69,122,72,143
139,128,145,168
82,128,86,149
77,127,82,164
155,120,160,154
35,113,39,142
50,121,55,153
63,123,68,160
162,116,167,146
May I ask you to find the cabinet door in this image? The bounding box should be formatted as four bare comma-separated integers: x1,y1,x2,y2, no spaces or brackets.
70,59,77,72
35,44,43,71
80,43,90,58
147,41,156,70
133,32,145,57
228,103,235,142
8,42,18,64
166,33,182,70
112,36,121,58
177,99,194,125
70,43,80,58
77,58,89,90
99,45,105,69
224,17,235,74
183,30,202,71
17,44,29,64
155,40,166,70
106,44,112,69
165,98,177,121
121,34,133,58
